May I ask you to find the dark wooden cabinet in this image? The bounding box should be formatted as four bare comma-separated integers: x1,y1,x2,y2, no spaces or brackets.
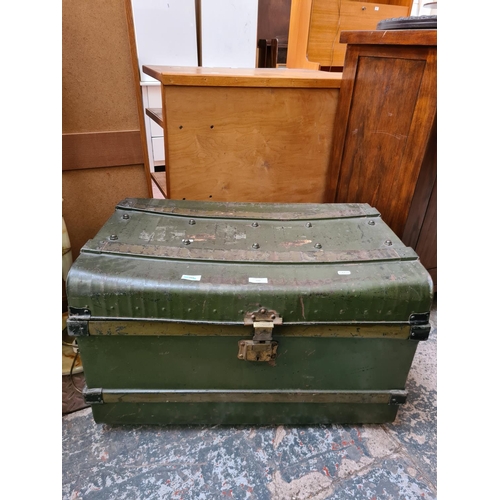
327,29,437,288
403,115,437,288
257,0,291,67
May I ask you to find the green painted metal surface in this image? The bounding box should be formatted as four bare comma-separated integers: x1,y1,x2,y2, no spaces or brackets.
77,336,418,391
90,402,399,426
66,198,433,425
67,198,433,324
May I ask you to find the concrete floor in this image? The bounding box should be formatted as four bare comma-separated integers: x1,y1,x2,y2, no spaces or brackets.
62,297,437,500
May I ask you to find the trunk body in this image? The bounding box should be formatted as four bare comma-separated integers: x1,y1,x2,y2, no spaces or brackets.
66,198,433,425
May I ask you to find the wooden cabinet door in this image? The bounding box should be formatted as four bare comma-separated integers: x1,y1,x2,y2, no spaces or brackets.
327,33,437,239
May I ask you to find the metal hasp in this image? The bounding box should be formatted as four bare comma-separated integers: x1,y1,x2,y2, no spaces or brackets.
239,309,282,361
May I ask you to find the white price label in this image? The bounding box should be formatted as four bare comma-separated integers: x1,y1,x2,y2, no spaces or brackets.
338,271,351,275
181,275,201,281
249,277,268,284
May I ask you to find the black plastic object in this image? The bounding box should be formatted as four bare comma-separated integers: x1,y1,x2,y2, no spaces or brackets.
377,15,437,30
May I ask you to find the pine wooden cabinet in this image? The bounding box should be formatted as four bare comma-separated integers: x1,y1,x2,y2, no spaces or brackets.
142,66,342,203
327,29,437,287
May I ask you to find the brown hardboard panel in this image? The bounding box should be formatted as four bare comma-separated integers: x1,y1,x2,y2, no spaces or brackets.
62,0,139,133
62,131,144,171
62,165,150,261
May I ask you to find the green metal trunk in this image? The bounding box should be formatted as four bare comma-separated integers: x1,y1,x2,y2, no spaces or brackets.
66,198,433,425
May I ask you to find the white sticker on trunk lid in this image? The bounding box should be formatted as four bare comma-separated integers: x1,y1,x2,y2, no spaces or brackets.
181,275,202,281
249,277,268,283
338,270,351,275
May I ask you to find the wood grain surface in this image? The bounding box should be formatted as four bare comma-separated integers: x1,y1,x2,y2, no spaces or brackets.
143,66,341,87
145,108,164,129
328,43,436,238
340,29,437,46
163,85,339,202
151,172,168,198
402,118,437,250
286,0,320,69
125,0,153,196
307,0,411,67
414,180,437,275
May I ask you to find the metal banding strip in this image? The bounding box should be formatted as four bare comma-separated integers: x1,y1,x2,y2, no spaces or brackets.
86,241,415,264
97,389,408,405
87,321,412,339
117,199,381,221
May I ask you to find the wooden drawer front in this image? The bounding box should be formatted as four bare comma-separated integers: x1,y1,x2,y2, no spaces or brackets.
308,0,410,67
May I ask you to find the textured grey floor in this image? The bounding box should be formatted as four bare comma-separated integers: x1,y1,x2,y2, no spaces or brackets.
62,299,437,500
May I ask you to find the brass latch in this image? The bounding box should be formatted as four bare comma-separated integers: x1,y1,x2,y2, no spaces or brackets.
238,339,278,362
238,309,281,361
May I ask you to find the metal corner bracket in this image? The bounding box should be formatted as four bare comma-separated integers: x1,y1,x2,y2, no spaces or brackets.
67,307,91,336
83,387,103,405
409,312,431,341
67,319,89,337
389,390,407,406
410,324,431,341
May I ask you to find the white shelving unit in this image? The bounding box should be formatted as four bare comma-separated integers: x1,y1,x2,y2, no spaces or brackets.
131,0,198,172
